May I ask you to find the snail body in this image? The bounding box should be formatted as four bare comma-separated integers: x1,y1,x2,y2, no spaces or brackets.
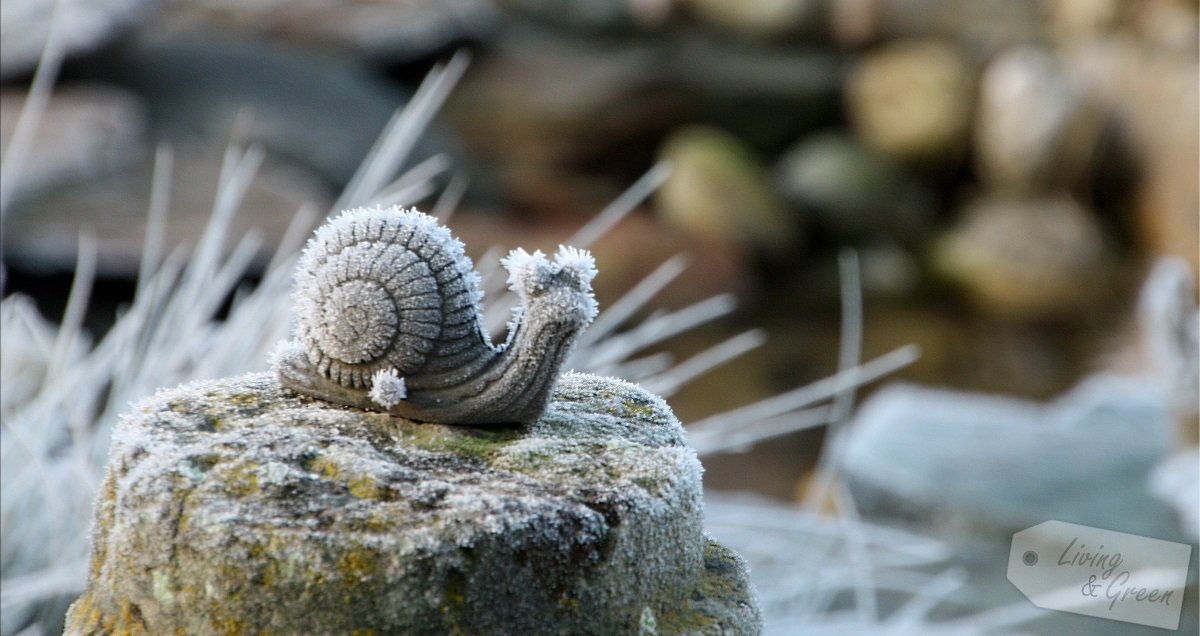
272,205,598,425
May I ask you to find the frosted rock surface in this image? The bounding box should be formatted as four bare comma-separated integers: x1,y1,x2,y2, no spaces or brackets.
65,371,760,634
842,380,1180,538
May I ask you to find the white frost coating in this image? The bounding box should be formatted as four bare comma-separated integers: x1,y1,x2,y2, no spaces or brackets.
1150,450,1200,540
500,247,539,289
64,372,762,635
274,205,600,425
369,369,407,408
501,246,599,322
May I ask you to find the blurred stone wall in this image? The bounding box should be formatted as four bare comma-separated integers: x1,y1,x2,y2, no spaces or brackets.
2,0,1197,451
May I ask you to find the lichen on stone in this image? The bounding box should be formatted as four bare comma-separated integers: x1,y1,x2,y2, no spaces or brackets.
65,371,760,635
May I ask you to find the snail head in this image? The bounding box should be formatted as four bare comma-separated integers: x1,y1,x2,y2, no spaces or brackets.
502,246,599,326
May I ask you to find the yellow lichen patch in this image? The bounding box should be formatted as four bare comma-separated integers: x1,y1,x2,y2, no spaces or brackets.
209,614,248,636
307,455,342,481
557,594,582,615
347,474,383,500
621,399,658,419
346,510,395,534
63,593,101,634
307,454,391,500
221,461,261,496
224,391,264,409
337,549,380,582
115,599,150,635
89,476,119,576
404,424,520,460
259,559,279,587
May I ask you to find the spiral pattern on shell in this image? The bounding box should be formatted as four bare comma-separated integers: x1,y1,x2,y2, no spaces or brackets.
273,205,599,425
292,207,482,391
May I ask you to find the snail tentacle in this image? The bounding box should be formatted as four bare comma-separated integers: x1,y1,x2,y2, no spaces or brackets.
272,205,598,425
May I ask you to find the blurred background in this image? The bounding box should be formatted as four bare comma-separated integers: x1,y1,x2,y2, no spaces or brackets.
1,0,1197,634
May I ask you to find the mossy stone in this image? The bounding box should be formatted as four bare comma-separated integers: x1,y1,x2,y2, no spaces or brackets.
65,371,760,634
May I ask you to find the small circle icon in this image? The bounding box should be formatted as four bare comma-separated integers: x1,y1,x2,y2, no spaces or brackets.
1023,550,1038,566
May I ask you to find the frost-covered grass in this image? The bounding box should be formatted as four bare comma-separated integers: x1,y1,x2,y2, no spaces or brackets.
1,51,1026,636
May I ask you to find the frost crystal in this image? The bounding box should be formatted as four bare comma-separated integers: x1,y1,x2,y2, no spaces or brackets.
369,369,407,408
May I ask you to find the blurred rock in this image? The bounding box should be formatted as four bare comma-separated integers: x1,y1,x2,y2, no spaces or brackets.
680,0,823,40
975,45,1107,192
1067,38,1199,280
0,0,160,80
65,371,760,634
846,39,975,164
1151,450,1200,540
3,143,331,275
1125,0,1200,52
443,27,846,217
844,371,1199,634
74,33,436,188
157,0,498,63
842,376,1183,548
857,242,921,296
774,131,935,242
656,125,798,256
933,194,1113,319
497,0,672,31
858,303,1093,398
831,0,1046,53
0,84,148,204
442,28,667,216
1047,0,1122,44
844,258,1200,548
662,31,846,152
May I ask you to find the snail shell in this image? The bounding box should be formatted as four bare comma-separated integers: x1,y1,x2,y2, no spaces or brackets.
272,205,598,425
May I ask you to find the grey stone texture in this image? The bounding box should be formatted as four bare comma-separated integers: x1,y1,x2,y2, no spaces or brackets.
65,371,760,635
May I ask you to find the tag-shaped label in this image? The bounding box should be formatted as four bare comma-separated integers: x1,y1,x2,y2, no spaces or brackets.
1009,520,1192,629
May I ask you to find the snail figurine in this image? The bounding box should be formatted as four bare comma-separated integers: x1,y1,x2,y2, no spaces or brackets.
271,205,598,425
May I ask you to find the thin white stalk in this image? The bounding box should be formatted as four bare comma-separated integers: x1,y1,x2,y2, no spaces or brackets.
880,568,968,632
691,406,832,455
367,153,450,208
686,344,920,433
565,161,671,249
582,294,738,370
812,251,876,625
833,479,878,627
602,352,675,381
181,145,263,292
46,233,95,385
928,601,1045,634
263,204,317,275
136,145,174,295
335,51,470,212
432,172,470,223
0,0,70,216
641,329,765,397
831,250,864,423
572,254,689,353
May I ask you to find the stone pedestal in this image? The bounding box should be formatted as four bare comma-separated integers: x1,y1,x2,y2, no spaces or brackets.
65,372,760,634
